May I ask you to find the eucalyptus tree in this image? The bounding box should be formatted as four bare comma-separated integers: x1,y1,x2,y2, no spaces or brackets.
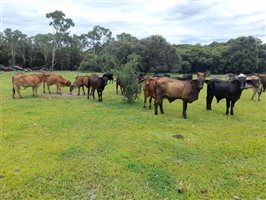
34,33,53,67
2,28,24,66
46,10,74,70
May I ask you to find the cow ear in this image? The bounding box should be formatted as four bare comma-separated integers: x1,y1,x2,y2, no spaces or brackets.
204,80,209,84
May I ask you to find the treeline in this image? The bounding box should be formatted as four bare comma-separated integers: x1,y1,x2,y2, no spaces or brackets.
0,10,265,74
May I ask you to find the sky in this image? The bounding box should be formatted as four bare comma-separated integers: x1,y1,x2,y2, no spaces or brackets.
1,0,265,44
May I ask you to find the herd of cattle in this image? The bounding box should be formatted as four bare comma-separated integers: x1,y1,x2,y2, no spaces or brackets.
11,72,266,118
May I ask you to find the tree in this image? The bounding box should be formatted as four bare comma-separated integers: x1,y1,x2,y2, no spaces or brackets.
34,34,52,67
103,33,141,66
84,25,113,54
17,33,29,66
46,10,74,70
139,35,180,73
2,28,24,66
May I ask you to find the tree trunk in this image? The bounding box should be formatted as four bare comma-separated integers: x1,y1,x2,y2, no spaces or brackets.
11,49,16,66
51,48,56,70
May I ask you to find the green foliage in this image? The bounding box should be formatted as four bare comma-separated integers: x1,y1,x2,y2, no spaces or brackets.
83,25,113,54
225,36,259,73
78,53,101,72
140,35,180,73
1,18,265,74
117,57,141,103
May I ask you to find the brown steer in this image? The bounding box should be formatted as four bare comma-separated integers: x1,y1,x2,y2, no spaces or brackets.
155,73,206,118
12,73,49,98
69,75,90,95
44,74,71,95
143,76,159,109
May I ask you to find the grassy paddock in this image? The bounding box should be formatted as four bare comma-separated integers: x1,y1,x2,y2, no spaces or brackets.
1,71,265,199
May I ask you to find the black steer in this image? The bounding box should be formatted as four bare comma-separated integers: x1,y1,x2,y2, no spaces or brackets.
206,76,252,115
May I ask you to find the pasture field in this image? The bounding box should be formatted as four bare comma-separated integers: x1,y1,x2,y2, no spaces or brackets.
1,71,265,199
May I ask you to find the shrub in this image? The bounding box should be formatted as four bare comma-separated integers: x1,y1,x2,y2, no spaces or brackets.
117,59,141,103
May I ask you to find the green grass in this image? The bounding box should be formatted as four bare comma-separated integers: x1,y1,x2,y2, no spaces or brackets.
1,71,266,199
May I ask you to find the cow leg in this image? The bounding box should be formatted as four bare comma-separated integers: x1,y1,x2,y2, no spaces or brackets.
12,86,16,99
92,89,95,99
77,86,80,95
87,86,90,99
159,99,164,114
230,101,235,115
182,100,188,119
56,84,61,95
251,87,257,100
116,83,118,94
43,82,46,93
32,87,35,97
82,86,85,95
17,86,22,98
154,98,158,115
149,95,152,110
48,84,52,94
97,90,102,102
35,86,38,97
206,93,213,110
143,93,147,108
120,86,123,94
258,86,263,101
226,99,230,115
58,85,62,95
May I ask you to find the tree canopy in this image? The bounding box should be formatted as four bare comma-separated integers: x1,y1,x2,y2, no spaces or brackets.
0,10,265,74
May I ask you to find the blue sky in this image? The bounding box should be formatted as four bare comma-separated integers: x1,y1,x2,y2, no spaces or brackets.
1,0,265,44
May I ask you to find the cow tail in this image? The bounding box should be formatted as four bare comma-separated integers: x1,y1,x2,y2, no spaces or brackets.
12,76,15,98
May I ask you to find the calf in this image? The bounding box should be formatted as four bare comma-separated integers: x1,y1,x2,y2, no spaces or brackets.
155,73,206,118
206,74,252,115
70,75,90,95
44,74,71,95
87,75,108,102
12,73,49,98
143,76,159,109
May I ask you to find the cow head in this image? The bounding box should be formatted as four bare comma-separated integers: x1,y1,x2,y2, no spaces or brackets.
102,76,109,85
191,72,206,89
232,74,247,90
69,85,75,93
143,76,151,87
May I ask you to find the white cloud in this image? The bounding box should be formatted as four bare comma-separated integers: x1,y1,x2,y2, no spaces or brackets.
1,0,265,44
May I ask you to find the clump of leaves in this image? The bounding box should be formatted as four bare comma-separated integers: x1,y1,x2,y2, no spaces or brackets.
117,56,141,103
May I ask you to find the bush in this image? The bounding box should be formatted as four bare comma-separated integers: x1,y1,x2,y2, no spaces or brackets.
117,59,141,103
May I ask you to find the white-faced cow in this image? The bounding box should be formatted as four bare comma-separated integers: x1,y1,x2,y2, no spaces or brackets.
206,74,253,115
